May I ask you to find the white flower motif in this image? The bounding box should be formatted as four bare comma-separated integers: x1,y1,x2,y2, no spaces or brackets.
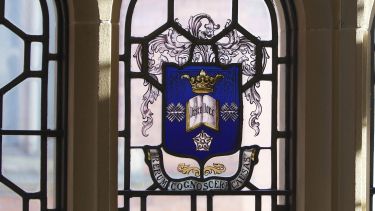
193,131,213,151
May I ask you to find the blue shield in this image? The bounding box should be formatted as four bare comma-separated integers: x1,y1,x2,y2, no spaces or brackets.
163,63,243,163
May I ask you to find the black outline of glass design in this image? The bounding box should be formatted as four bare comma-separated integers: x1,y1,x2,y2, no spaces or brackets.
0,0,68,210
118,0,297,211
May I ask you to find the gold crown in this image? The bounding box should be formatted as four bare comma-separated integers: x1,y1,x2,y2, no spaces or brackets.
181,70,224,94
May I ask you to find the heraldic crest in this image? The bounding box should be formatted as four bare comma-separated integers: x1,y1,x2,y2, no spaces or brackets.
134,13,269,191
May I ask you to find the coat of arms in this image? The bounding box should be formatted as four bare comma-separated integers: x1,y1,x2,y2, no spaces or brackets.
133,13,269,191
163,64,242,162
143,64,260,191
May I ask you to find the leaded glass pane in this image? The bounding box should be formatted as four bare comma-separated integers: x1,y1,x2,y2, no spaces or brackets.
0,0,67,210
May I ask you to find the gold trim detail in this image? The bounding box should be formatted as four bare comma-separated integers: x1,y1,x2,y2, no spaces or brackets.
204,163,226,175
181,70,224,94
177,163,227,177
251,149,257,161
177,163,200,177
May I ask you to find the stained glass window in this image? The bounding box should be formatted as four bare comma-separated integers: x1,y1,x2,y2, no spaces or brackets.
0,0,67,210
119,0,296,210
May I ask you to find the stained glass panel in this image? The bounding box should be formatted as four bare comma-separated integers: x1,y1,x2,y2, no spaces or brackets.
119,0,296,210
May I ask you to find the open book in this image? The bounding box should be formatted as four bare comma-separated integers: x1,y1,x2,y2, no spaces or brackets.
186,95,219,131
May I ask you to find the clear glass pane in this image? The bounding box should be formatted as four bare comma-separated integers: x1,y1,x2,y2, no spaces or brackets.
197,196,207,211
262,196,272,211
118,138,125,190
130,149,154,190
47,138,56,209
277,65,286,131
0,25,24,88
277,139,286,205
147,196,190,211
238,0,272,40
250,149,271,189
5,0,43,35
130,197,141,211
2,135,41,193
274,0,286,57
29,199,41,211
46,0,58,53
131,0,168,37
0,183,22,211
213,196,254,211
3,78,41,130
118,62,125,131
48,61,58,130
119,0,130,55
118,195,124,208
30,42,43,71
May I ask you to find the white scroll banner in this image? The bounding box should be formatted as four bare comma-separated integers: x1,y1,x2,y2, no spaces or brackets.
144,146,260,191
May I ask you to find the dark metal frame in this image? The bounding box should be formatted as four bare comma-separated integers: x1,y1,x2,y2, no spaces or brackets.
0,0,68,210
119,0,297,210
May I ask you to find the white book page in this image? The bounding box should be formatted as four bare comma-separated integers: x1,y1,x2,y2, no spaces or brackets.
202,95,218,130
187,95,202,130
